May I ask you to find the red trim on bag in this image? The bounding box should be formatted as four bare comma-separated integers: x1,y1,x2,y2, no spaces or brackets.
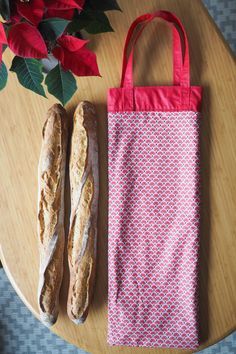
121,11,190,89
108,11,202,113
108,86,202,112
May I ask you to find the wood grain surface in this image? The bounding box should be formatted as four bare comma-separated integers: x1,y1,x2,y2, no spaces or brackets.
0,1,235,353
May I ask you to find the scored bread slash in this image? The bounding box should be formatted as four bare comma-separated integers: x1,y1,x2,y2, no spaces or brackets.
37,104,68,327
67,101,99,324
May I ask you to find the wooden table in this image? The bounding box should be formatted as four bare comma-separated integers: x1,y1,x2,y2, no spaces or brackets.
0,1,235,353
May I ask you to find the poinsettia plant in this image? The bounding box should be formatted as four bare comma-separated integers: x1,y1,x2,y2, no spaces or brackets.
0,0,121,105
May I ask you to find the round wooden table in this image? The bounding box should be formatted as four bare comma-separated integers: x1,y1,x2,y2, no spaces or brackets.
0,1,235,353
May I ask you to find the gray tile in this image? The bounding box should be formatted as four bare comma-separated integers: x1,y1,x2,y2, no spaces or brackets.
0,269,89,354
203,0,236,53
199,332,236,353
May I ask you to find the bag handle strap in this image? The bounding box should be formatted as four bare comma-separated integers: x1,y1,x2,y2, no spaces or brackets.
120,10,190,89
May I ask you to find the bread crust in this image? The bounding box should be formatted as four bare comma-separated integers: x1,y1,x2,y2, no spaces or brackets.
67,101,99,324
37,104,68,327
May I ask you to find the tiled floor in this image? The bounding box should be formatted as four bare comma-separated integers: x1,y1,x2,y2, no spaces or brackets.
0,1,235,354
203,0,236,53
0,270,88,354
0,267,235,354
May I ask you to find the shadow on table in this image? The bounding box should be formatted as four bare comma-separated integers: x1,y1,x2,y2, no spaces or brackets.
198,88,212,346
91,102,109,311
186,8,213,347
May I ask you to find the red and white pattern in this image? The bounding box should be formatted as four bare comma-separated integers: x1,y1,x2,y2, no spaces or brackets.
108,111,201,349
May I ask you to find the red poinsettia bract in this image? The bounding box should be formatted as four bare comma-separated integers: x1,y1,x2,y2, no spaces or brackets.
53,35,101,77
0,23,7,63
45,0,85,19
8,23,48,59
44,8,75,20
16,0,44,25
1,0,100,79
46,0,85,10
14,0,85,24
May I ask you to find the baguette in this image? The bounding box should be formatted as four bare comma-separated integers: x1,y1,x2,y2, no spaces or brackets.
37,104,68,327
67,101,99,324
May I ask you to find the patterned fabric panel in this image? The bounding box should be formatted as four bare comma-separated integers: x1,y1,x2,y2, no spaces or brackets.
107,111,201,349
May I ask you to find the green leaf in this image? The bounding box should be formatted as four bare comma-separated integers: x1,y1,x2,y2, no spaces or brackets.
45,64,77,106
67,10,114,34
38,18,70,41
0,0,10,21
85,11,114,34
10,57,46,97
0,61,8,90
86,0,121,11
67,12,89,33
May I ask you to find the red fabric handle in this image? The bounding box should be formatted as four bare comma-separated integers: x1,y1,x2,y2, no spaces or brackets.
120,10,190,88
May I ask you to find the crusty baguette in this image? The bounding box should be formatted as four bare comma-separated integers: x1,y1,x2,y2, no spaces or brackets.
37,104,68,327
67,101,99,324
